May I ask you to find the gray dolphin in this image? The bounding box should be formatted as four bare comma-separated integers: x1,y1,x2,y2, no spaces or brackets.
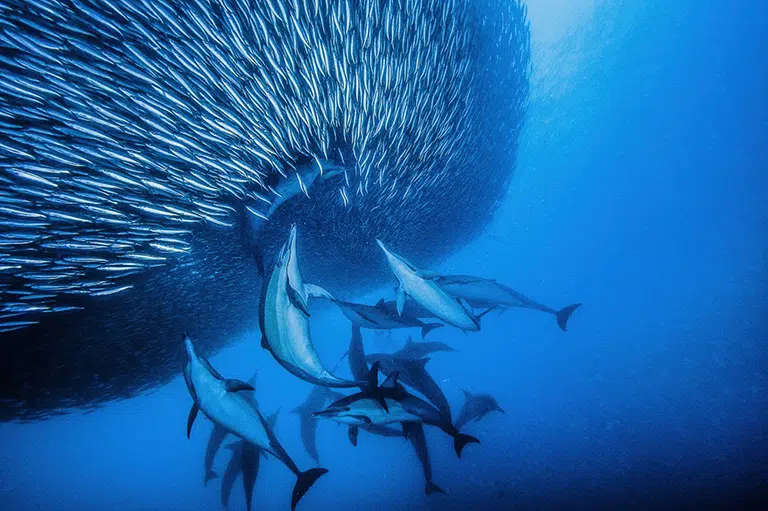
246,158,345,274
330,298,442,339
346,325,445,494
259,225,358,387
292,386,344,463
364,353,452,423
314,362,479,458
393,337,456,360
219,410,279,511
434,275,581,331
246,158,345,225
183,335,327,510
376,240,491,331
204,371,260,485
455,389,505,430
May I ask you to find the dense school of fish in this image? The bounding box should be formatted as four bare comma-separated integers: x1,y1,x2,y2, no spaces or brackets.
0,0,529,421
0,0,529,336
187,226,580,509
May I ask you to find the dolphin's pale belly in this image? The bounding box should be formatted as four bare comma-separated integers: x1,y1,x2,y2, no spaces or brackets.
360,398,422,426
191,364,270,450
404,274,476,330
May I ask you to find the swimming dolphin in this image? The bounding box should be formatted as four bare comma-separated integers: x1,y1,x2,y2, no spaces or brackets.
314,362,479,458
246,159,345,226
183,335,327,510
376,240,490,331
259,225,358,387
434,275,581,331
219,410,279,511
330,298,443,339
346,325,445,494
204,371,261,485
292,386,344,463
455,390,505,430
364,353,452,423
246,159,345,274
393,337,456,360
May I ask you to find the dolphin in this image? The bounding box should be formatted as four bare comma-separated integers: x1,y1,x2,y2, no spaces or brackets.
292,386,344,463
314,362,479,458
455,390,505,430
259,225,358,387
246,159,345,226
346,325,445,494
393,337,456,360
434,275,581,331
376,240,491,331
364,353,452,423
183,336,327,510
330,298,442,339
246,159,345,274
219,410,279,511
205,371,261,485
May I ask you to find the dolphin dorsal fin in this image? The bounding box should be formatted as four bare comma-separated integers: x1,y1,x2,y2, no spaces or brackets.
366,361,380,392
375,298,386,308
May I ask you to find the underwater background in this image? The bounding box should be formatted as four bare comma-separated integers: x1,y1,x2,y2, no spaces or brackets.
0,0,766,510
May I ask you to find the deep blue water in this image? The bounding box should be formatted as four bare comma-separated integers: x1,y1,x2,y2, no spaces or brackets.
1,1,766,510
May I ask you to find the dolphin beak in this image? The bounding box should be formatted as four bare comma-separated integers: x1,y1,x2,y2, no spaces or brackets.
312,409,334,418
496,406,505,414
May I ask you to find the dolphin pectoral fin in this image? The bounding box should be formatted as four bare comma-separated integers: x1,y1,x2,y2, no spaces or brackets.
225,379,255,392
187,403,199,438
304,283,334,300
375,395,389,413
396,287,406,316
347,425,359,446
286,276,310,316
556,303,581,331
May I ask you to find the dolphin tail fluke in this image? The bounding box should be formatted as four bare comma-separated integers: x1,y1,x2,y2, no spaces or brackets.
453,433,480,458
426,482,447,495
556,303,581,331
291,468,328,510
420,323,442,339
204,470,217,485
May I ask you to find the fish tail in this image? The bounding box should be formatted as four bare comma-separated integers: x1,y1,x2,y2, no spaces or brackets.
420,322,442,339
556,303,581,331
453,432,480,458
291,468,328,510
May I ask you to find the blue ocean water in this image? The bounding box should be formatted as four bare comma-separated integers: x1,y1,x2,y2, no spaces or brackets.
0,0,766,510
